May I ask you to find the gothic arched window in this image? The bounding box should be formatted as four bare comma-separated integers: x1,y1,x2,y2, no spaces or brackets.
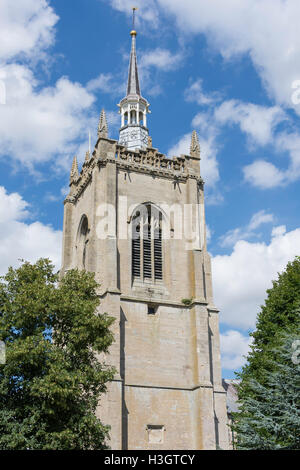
132,204,163,282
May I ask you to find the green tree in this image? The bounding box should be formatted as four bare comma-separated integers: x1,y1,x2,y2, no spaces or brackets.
234,333,300,450
0,259,115,450
239,257,300,389
235,256,300,449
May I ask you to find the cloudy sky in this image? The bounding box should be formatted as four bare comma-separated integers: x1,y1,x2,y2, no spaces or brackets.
0,0,300,378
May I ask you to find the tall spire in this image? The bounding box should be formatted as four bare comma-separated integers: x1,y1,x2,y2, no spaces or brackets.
127,30,141,96
127,7,140,96
98,109,108,139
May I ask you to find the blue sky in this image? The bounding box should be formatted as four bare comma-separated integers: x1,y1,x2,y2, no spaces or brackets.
0,0,300,378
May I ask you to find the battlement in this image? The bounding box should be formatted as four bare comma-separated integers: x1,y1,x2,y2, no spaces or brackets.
113,142,187,175
66,135,202,204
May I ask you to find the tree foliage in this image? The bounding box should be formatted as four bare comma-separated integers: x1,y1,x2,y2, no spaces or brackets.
0,259,115,450
235,256,300,449
234,333,300,450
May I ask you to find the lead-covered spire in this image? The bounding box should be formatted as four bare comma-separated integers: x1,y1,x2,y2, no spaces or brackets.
127,30,141,96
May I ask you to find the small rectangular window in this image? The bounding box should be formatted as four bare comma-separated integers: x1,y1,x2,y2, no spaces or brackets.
147,425,165,444
147,305,157,315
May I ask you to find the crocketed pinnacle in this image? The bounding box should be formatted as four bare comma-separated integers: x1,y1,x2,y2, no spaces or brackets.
127,31,141,96
190,130,200,159
98,109,108,139
70,156,79,183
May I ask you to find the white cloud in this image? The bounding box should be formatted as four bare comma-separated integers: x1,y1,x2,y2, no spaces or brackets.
171,93,300,191
0,1,185,170
0,186,62,275
168,133,190,157
243,160,286,189
183,83,300,190
242,131,300,189
0,64,95,169
248,211,274,231
107,1,300,188
276,132,300,182
220,210,274,247
215,100,285,146
206,225,212,244
168,131,220,190
168,110,220,190
86,73,126,99
271,225,286,238
107,0,159,29
213,99,300,190
182,82,298,191
213,225,300,329
148,0,300,112
0,0,58,62
136,47,184,96
109,0,300,112
185,79,221,106
0,2,119,172
220,330,253,370
87,73,114,93
0,186,29,223
141,48,183,71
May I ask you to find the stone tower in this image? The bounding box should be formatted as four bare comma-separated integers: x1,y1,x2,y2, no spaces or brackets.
61,26,229,450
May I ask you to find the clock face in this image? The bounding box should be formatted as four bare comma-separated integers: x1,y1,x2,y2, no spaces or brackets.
142,134,148,145
130,130,138,140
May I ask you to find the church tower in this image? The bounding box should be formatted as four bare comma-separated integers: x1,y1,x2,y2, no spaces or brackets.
61,21,229,450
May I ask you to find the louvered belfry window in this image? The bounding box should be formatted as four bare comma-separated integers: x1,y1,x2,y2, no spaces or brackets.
132,205,163,282
132,223,141,278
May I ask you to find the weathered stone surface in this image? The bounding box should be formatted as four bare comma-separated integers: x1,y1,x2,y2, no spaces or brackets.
61,136,229,450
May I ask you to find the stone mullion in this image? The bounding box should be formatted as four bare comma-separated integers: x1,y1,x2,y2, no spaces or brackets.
151,215,155,283
140,219,144,280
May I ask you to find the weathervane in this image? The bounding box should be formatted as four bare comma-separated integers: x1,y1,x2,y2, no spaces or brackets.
132,6,138,30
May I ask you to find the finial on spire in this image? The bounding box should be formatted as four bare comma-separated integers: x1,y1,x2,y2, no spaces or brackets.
127,8,141,96
190,130,200,159
98,109,109,139
131,6,138,33
70,156,79,184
